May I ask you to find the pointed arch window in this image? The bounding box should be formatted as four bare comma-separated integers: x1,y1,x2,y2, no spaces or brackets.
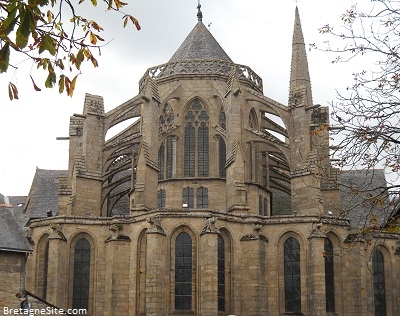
324,238,335,313
184,123,196,177
248,108,258,129
218,136,226,178
184,100,209,177
37,239,49,300
284,237,301,313
198,123,209,176
196,187,208,209
43,241,49,299
218,235,225,312
175,232,192,310
259,195,263,216
158,136,176,180
158,143,165,180
182,187,194,208
373,250,386,316
72,238,91,310
158,189,166,209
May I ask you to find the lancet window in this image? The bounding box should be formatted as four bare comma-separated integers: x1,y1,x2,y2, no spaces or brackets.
37,237,49,300
373,250,386,316
72,238,91,310
175,232,193,310
218,136,226,178
196,187,208,209
158,189,166,209
158,136,176,180
284,237,301,313
218,235,225,312
324,238,335,313
182,187,194,208
184,100,209,177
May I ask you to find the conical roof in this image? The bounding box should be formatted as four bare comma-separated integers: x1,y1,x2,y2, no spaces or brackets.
169,21,232,62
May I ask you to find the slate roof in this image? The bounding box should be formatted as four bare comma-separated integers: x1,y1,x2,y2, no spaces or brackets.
169,21,232,63
0,206,31,253
24,168,67,219
8,196,29,227
340,169,391,228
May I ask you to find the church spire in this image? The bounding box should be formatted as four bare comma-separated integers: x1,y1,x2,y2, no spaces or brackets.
289,6,312,106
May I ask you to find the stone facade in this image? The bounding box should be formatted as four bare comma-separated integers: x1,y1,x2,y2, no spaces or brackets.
0,251,26,310
22,6,400,316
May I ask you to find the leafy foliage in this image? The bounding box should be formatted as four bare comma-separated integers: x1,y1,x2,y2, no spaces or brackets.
0,0,140,99
316,0,400,230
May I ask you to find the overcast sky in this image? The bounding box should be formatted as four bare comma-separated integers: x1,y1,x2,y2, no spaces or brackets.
0,0,355,196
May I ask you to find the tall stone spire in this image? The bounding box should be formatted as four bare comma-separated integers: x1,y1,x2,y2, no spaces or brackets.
289,7,312,107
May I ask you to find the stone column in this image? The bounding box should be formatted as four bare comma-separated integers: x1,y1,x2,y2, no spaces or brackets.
145,217,167,315
104,224,132,316
236,224,268,316
307,227,327,316
199,218,219,315
46,225,67,308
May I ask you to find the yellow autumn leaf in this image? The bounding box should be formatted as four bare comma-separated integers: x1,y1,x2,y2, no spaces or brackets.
68,74,79,97
89,31,97,45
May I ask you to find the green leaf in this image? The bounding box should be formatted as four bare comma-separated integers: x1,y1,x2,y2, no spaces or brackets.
45,71,56,88
38,0,49,6
90,0,97,6
0,43,10,73
2,7,18,35
16,9,33,49
75,49,84,70
28,0,48,5
58,75,65,94
39,33,56,56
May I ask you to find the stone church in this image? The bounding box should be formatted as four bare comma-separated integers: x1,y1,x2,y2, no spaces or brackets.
4,5,399,316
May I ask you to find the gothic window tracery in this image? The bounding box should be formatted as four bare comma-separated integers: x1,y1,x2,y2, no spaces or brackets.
218,135,226,178
218,234,225,312
373,250,386,316
184,100,209,177
324,238,335,313
248,108,258,129
158,189,166,209
284,237,301,313
182,187,194,208
196,187,208,209
159,103,175,133
158,143,165,180
72,238,91,310
175,232,192,310
158,136,176,180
